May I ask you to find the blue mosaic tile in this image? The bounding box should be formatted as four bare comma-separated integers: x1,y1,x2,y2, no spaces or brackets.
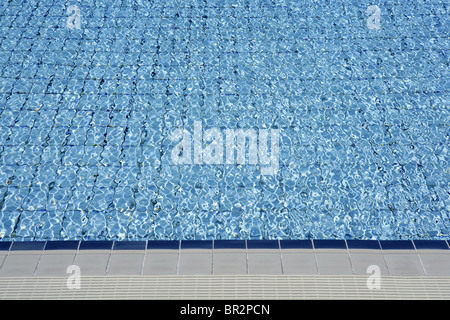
10,241,46,251
181,240,213,250
313,239,347,249
346,240,381,250
0,0,447,242
44,240,80,251
280,240,313,249
214,240,246,249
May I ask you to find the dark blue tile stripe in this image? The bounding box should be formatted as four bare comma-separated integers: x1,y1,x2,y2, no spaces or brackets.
314,239,347,249
181,240,213,249
78,240,113,250
214,240,246,249
10,241,46,251
0,239,449,251
247,240,280,249
146,240,180,250
379,240,415,250
346,240,381,250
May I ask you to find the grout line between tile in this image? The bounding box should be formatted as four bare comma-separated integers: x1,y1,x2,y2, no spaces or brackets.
211,239,214,275
245,240,249,275
70,241,82,275
412,240,428,276
139,244,147,276
278,239,284,275
379,240,392,276
32,242,47,277
175,240,181,276
311,239,319,275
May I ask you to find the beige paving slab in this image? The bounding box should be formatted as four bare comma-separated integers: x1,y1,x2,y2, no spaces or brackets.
349,252,389,275
247,250,282,275
107,252,145,275
213,250,247,275
0,254,41,277
418,252,450,276
2,246,450,278
72,252,110,276
315,250,353,275
0,254,7,267
281,251,317,275
178,251,213,275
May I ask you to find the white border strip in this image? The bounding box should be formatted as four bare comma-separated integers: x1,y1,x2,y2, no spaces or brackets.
1,275,450,300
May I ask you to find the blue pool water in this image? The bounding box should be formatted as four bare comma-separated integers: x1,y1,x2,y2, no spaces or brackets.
0,0,448,241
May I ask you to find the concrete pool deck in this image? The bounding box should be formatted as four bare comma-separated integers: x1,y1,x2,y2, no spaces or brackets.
0,239,450,299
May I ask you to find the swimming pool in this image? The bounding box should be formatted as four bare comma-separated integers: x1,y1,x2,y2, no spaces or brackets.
0,0,448,241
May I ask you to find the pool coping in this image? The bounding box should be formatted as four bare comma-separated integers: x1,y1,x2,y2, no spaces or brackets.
0,239,450,277
1,239,449,251
1,239,450,299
